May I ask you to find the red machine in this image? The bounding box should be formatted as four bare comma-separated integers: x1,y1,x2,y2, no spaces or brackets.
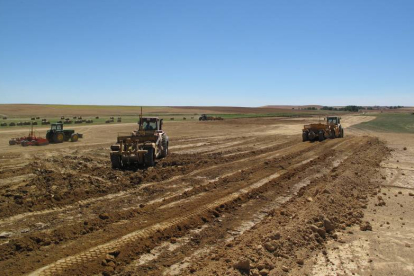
9,124,49,146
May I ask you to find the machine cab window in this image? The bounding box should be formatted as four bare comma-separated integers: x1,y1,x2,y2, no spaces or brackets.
327,117,339,124
51,124,63,131
141,119,158,131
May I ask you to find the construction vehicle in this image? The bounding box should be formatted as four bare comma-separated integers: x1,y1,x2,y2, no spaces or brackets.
302,116,344,142
46,123,83,143
110,111,169,168
199,114,224,121
9,124,49,146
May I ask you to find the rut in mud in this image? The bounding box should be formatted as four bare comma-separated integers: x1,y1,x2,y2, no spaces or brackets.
0,133,388,276
0,117,390,276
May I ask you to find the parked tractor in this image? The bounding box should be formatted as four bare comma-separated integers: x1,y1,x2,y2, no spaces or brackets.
110,117,169,168
302,116,344,142
46,123,83,143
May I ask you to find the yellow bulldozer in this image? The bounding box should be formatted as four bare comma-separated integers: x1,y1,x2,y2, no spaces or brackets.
302,116,344,142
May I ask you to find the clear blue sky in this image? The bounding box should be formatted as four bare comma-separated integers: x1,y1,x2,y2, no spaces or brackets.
1,0,413,106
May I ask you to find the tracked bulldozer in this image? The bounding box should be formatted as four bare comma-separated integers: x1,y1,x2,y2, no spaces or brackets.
302,116,344,142
110,115,169,168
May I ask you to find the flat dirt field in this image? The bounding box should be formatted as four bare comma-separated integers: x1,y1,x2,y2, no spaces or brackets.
0,113,412,276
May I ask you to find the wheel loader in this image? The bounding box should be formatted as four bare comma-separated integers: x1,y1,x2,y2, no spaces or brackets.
110,117,169,168
302,116,344,142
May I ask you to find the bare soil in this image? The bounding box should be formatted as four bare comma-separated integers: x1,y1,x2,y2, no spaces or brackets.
0,115,396,276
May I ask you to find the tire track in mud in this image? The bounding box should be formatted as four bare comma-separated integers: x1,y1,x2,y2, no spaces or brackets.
0,139,297,227
0,138,301,247
178,137,257,155
159,139,351,210
0,138,340,268
26,138,355,276
0,138,339,248
158,142,358,276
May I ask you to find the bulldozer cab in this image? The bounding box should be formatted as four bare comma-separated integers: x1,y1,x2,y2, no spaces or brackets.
326,117,340,125
139,117,163,131
50,123,63,131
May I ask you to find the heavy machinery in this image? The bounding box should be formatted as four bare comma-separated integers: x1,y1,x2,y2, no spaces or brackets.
46,123,83,143
302,116,344,142
110,115,169,168
199,114,224,121
9,124,49,146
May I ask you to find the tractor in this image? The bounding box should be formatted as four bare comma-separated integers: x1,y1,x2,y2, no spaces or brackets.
46,123,83,143
302,116,344,142
110,117,169,168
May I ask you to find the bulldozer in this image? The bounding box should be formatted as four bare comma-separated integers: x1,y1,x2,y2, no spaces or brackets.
302,116,344,142
110,116,169,168
46,123,83,143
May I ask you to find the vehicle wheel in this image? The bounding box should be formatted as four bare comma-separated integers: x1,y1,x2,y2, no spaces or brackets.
71,133,79,142
21,140,28,147
110,154,122,169
54,132,64,143
9,140,16,145
161,135,169,157
302,132,308,142
340,128,344,138
318,132,324,142
145,148,155,166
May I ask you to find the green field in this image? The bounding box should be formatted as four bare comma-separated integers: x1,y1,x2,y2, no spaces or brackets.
215,110,343,119
353,113,414,133
0,115,191,130
0,110,350,130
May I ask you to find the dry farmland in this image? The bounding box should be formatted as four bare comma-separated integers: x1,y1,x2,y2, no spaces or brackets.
0,108,413,276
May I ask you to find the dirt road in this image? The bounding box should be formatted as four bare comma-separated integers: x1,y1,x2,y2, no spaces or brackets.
0,115,388,275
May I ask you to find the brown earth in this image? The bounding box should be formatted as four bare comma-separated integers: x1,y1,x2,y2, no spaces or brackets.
0,115,398,276
304,130,414,276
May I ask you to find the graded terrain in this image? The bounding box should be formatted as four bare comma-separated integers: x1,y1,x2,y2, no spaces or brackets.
0,114,411,276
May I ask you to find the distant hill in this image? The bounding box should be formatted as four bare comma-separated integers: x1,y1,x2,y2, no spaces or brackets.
262,105,323,109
